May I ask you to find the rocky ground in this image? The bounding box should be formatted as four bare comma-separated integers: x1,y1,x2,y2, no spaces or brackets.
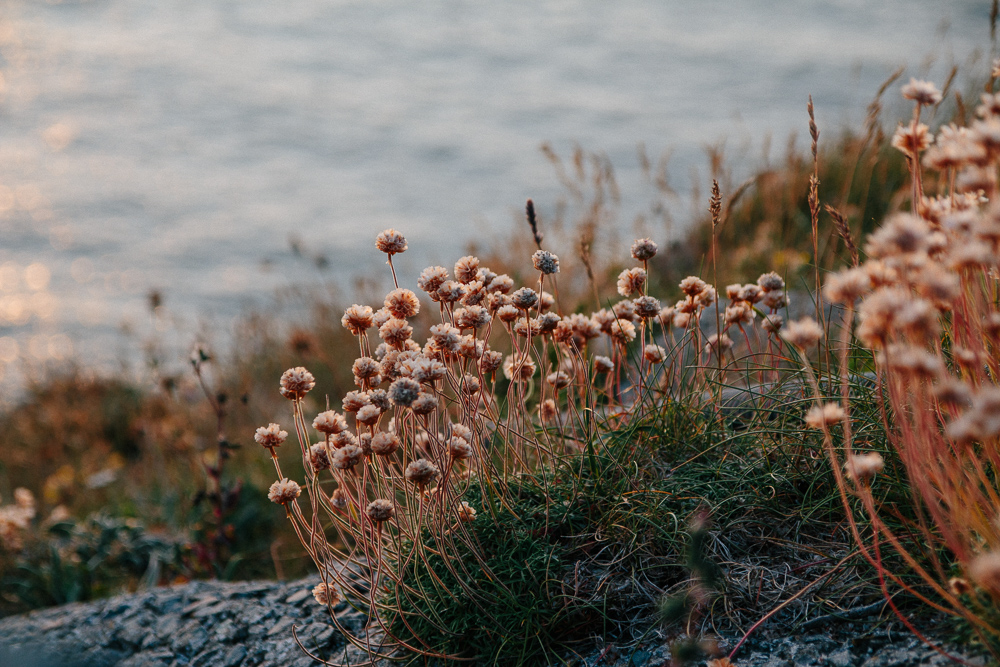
0,578,989,666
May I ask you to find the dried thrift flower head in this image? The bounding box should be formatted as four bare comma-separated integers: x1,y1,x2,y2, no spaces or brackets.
673,311,692,328
761,290,787,310
804,402,846,429
539,399,558,423
757,271,785,292
633,295,661,319
352,356,380,382
610,319,637,344
280,367,316,400
738,284,762,304
547,371,572,388
405,459,440,487
503,354,537,382
631,238,658,261
309,443,332,471
449,436,472,460
704,334,733,355
342,391,371,413
388,377,421,407
457,501,477,522
594,356,614,373
370,431,400,456
497,304,519,323
725,303,753,327
612,299,638,322
379,318,413,349
901,78,942,106
341,304,375,335
642,344,666,363
384,288,420,319
333,444,364,470
924,125,988,171
460,280,487,306
781,318,823,349
373,307,393,329
366,499,395,523
417,266,449,294
460,374,480,395
368,388,391,411
314,411,348,435
411,392,438,416
696,286,717,308
479,349,504,375
511,287,539,310
255,423,288,449
331,431,358,449
531,250,560,274
823,268,871,304
537,312,561,333
513,317,542,338
845,452,884,484
657,307,675,328
968,552,1000,596
356,404,382,426
679,276,708,297
375,228,407,255
487,274,514,294
312,582,340,607
454,255,481,284
617,267,647,297
762,313,784,334
891,123,932,158
329,488,349,510
436,280,465,304
865,214,931,259
268,478,301,505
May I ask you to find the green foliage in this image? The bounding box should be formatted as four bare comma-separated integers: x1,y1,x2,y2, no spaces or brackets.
0,514,185,615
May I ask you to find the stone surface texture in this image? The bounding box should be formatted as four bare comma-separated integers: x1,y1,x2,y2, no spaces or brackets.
0,578,988,666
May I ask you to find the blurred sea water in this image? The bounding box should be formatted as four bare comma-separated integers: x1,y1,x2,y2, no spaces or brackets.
0,0,987,384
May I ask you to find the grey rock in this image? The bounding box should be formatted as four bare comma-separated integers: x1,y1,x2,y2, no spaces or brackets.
221,645,248,667
285,588,311,604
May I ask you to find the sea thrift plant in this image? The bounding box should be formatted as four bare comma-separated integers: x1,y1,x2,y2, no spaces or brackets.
256,222,802,660
796,72,1000,656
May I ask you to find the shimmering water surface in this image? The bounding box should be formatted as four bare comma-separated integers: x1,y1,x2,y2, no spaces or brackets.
0,0,987,381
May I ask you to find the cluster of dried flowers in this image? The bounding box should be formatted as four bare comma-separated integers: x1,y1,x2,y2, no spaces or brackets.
254,220,809,657
790,74,1000,642
253,69,1000,659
